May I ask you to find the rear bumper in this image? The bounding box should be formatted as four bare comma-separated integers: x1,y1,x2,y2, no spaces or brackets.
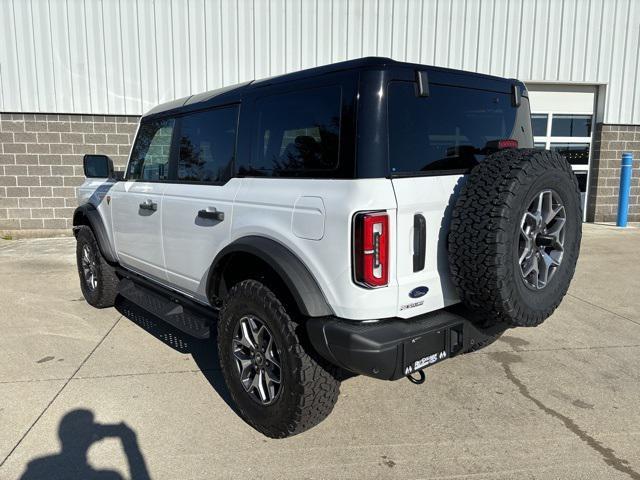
307,309,507,381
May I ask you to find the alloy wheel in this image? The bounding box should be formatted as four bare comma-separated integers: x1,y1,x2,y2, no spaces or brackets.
518,189,566,289
81,244,98,291
232,315,282,405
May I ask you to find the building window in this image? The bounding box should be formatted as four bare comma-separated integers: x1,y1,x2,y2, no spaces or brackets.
551,114,592,137
531,114,548,137
532,113,594,217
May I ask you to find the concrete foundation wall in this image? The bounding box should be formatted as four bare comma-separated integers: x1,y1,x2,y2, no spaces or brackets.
1,113,639,235
0,113,137,235
587,124,640,223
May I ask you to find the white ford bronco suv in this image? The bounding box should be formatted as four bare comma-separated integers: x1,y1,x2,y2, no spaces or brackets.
74,57,581,438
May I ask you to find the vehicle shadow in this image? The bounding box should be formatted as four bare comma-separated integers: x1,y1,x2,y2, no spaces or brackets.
113,296,237,413
19,409,150,480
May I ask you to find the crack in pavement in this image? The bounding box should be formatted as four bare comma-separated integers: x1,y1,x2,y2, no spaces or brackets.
490,350,640,480
568,293,640,328
0,316,122,469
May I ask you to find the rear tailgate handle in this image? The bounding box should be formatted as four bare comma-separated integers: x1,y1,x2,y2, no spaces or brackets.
413,214,426,272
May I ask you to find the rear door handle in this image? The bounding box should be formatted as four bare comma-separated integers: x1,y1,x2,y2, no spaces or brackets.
413,214,426,272
198,207,224,221
139,199,157,211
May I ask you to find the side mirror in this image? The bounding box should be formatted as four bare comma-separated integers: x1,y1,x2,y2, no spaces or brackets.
83,154,114,178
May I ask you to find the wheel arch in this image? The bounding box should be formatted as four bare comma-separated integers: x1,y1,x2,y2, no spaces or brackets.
72,204,118,263
207,236,334,318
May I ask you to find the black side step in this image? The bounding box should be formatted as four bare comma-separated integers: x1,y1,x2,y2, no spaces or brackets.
117,278,214,339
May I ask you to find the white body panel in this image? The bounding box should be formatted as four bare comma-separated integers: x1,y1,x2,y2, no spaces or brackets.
233,178,399,320
78,173,462,321
110,181,166,282
391,175,461,318
161,179,242,302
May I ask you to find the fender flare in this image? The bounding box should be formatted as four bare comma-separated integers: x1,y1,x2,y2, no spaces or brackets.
208,236,334,317
72,204,118,263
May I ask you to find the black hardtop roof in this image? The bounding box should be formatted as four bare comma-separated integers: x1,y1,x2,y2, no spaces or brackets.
143,56,524,120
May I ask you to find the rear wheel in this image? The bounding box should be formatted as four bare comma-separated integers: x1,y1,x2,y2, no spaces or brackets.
218,279,340,438
75,225,119,308
448,149,582,327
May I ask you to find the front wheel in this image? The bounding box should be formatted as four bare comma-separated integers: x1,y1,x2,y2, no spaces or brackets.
217,280,340,438
75,225,119,308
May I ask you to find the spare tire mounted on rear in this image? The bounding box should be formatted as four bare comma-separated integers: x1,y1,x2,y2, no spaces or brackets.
448,149,582,327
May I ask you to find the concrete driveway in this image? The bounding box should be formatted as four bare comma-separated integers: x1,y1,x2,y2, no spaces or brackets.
1,223,639,479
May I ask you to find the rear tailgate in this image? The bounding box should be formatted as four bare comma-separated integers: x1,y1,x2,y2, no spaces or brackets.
392,175,462,318
387,75,532,318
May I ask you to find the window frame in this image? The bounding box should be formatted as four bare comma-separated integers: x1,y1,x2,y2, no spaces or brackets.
238,72,358,179
124,102,241,185
385,79,526,178
125,117,178,183
170,103,241,186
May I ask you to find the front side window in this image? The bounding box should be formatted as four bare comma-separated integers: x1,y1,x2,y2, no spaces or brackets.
177,105,239,183
244,85,342,176
127,119,175,181
388,82,519,174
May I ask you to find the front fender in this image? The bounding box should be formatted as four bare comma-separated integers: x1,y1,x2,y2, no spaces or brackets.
72,204,117,263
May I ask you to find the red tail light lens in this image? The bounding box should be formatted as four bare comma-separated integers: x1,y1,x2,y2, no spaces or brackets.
498,139,518,149
354,211,389,288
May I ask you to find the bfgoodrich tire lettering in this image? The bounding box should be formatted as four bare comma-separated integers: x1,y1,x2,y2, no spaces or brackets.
75,225,119,308
218,280,340,438
448,149,582,327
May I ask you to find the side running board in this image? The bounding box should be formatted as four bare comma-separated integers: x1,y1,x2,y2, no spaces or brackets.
117,277,214,339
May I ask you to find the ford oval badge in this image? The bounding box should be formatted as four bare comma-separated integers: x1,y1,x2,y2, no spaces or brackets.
409,286,429,298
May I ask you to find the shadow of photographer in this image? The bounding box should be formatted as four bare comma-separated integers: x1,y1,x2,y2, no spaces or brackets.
20,409,150,480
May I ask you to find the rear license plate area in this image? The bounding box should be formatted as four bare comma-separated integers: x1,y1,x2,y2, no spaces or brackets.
403,324,463,375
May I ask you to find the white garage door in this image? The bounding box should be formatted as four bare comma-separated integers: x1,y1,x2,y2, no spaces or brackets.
526,84,597,220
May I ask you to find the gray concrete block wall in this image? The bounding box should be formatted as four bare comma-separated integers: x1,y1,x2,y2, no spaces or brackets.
0,113,138,235
587,124,640,223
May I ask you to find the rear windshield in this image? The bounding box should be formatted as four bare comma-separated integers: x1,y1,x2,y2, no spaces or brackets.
388,81,521,175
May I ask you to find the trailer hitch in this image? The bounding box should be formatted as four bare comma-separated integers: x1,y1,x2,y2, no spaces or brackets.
406,370,426,385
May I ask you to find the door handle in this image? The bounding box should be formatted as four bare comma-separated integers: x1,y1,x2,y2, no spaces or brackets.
413,214,426,272
139,199,157,211
197,207,224,221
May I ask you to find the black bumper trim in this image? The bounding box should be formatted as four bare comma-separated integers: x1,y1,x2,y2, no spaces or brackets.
307,309,507,381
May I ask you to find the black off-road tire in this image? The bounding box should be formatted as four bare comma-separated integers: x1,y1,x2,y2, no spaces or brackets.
75,225,119,308
448,149,582,327
218,279,340,438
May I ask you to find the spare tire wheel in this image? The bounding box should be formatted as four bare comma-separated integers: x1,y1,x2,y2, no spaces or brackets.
448,148,582,327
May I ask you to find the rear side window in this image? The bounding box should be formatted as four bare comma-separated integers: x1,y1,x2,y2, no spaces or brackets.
127,118,175,181
388,82,518,174
177,105,239,183
245,85,342,177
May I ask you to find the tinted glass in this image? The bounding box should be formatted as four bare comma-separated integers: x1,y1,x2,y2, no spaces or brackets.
531,114,548,136
551,114,592,137
550,143,590,165
84,155,111,178
127,119,175,181
388,82,518,174
177,106,238,183
246,85,341,176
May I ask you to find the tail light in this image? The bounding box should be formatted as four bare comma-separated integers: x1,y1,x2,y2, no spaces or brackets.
486,139,519,150
353,211,389,288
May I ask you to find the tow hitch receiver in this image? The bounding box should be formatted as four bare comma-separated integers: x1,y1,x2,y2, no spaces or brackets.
406,370,426,384
402,323,463,377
